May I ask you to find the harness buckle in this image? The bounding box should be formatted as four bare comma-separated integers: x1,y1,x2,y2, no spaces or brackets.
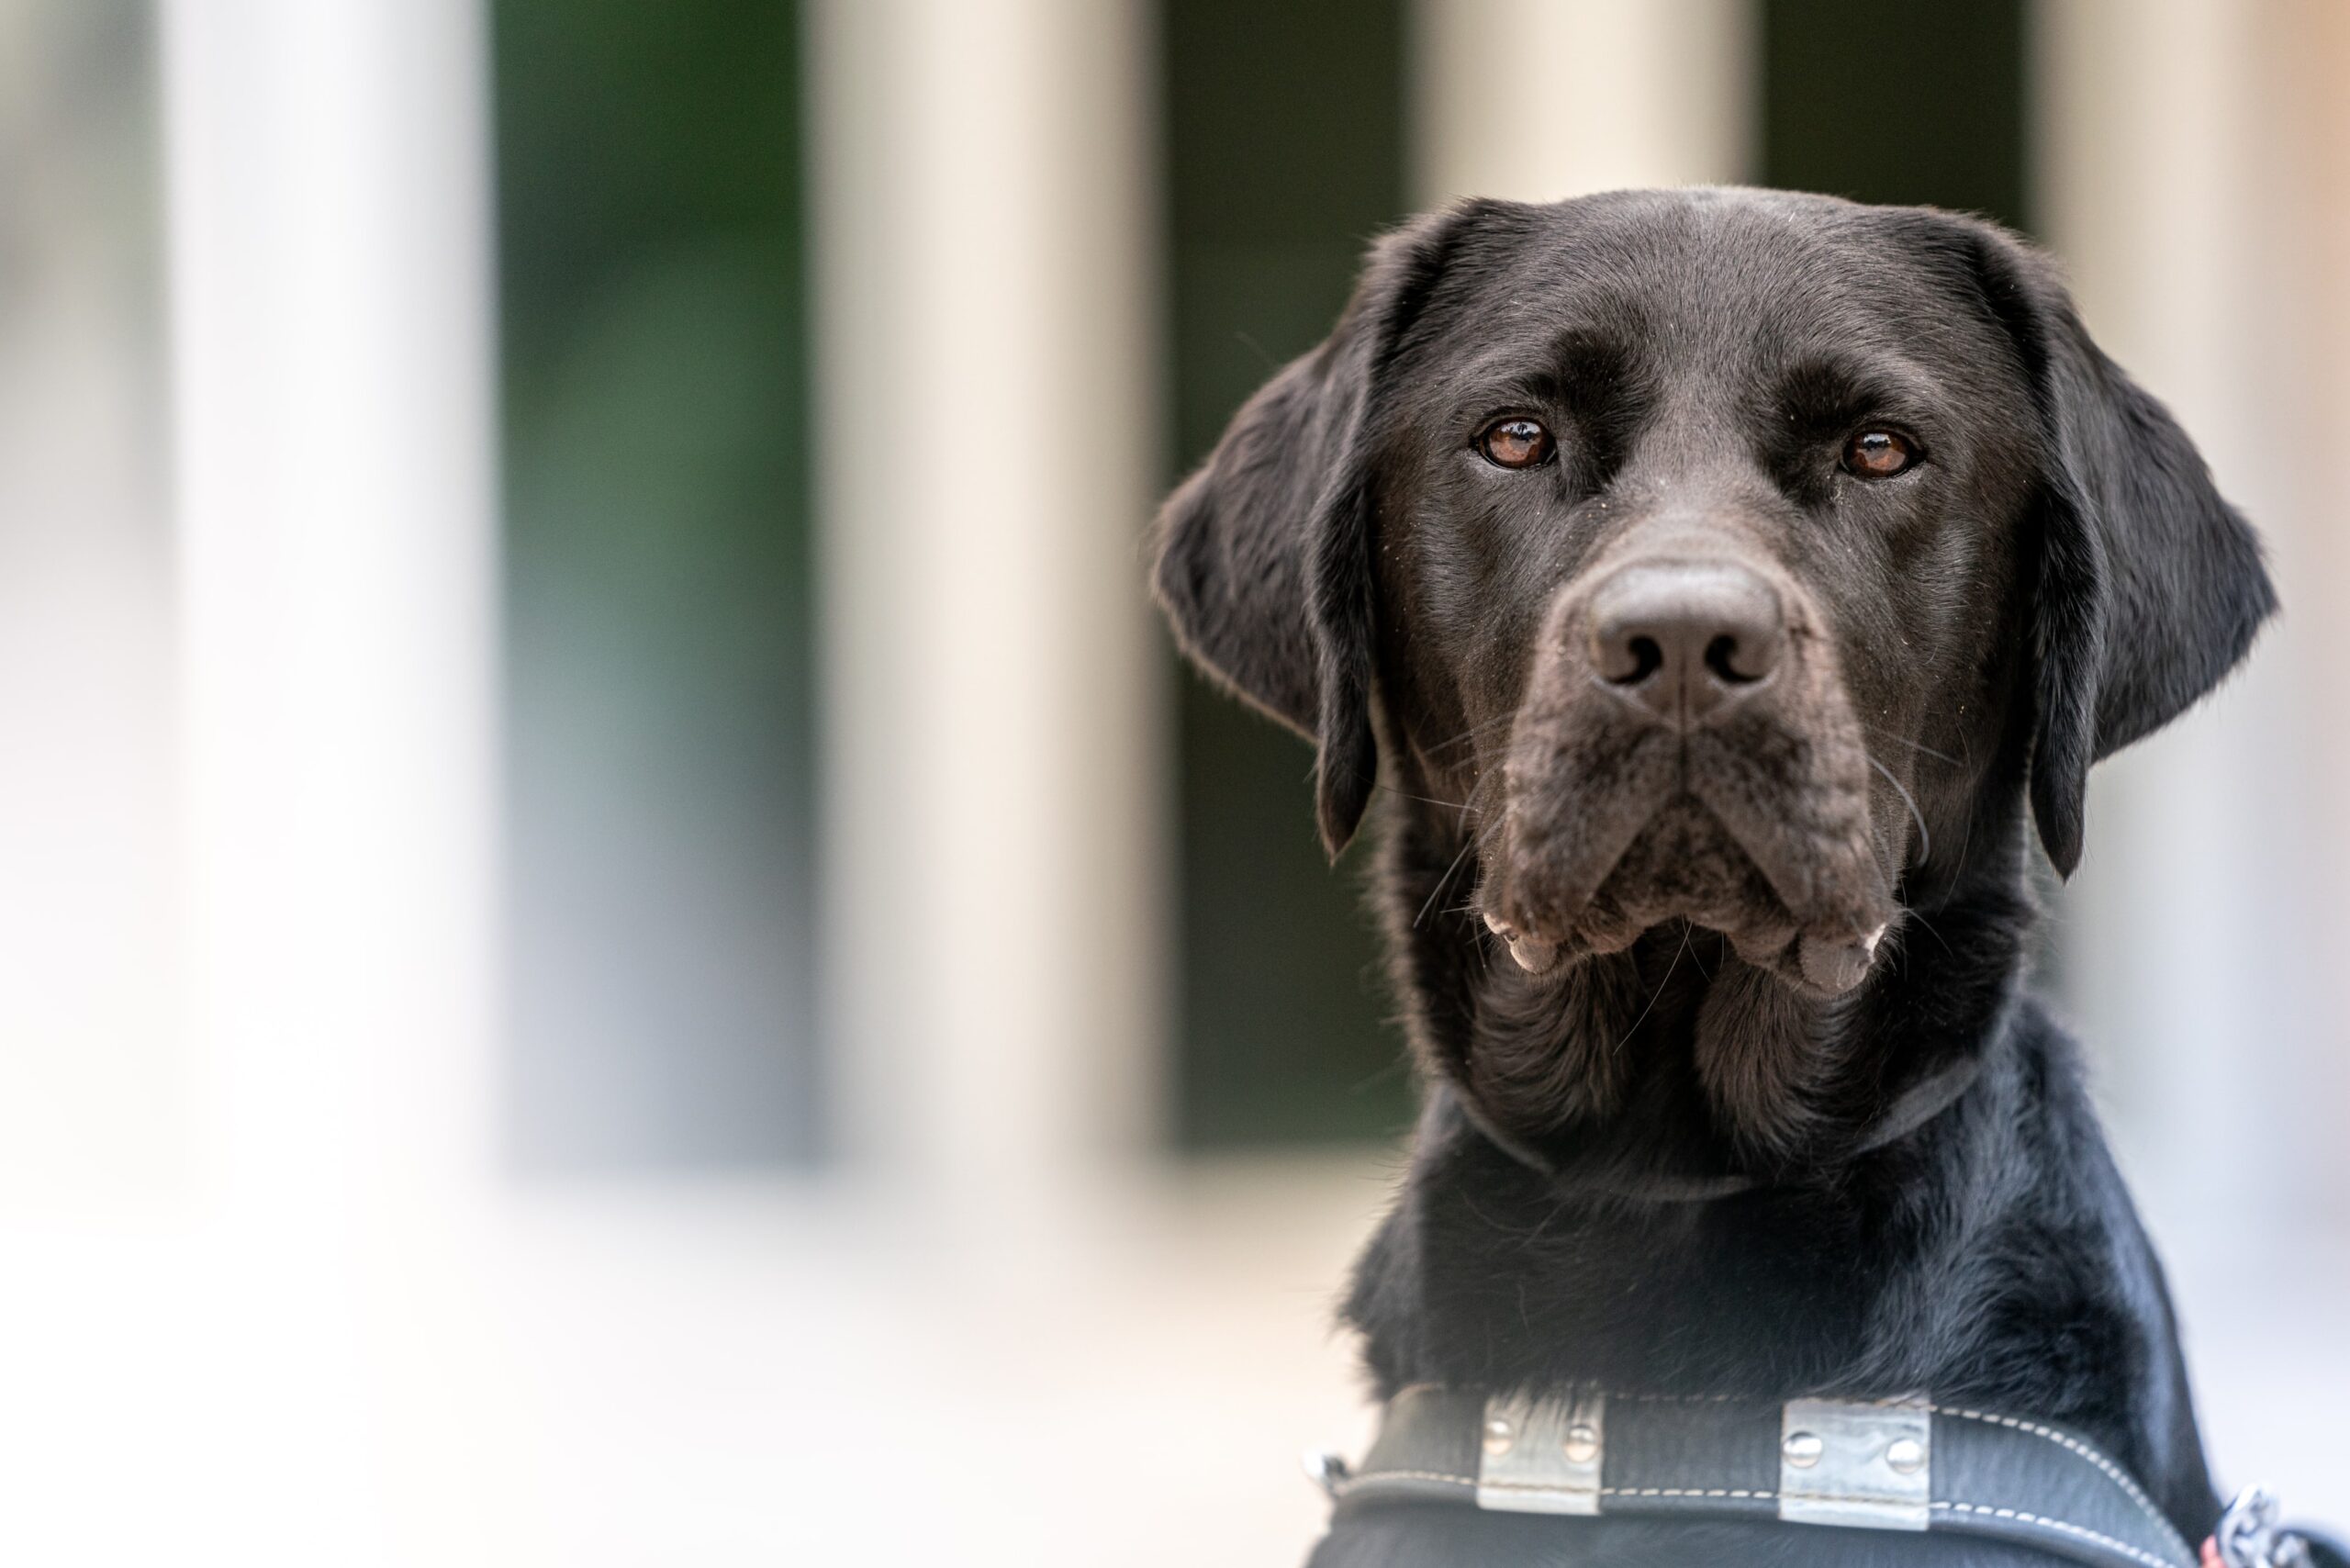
2216,1485,2315,1568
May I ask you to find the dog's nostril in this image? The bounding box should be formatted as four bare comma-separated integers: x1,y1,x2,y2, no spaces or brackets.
1584,560,1787,722
1611,635,1665,686
1705,633,1760,685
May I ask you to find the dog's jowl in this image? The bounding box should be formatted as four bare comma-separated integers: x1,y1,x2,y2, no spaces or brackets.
1152,190,2274,1566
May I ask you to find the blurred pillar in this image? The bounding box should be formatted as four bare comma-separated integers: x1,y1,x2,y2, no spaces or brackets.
809,1,1165,1225
1410,0,1755,204
163,0,510,1557
2281,2,2350,1226
2035,0,2344,1231
167,0,500,1212
0,5,179,1207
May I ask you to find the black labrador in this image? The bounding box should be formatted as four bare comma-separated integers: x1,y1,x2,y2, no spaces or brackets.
1150,189,2274,1565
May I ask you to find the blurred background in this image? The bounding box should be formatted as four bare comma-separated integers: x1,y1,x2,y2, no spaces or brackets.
2,1,2345,1562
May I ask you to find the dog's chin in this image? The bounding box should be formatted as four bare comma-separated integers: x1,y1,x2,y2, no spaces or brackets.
1489,797,1892,999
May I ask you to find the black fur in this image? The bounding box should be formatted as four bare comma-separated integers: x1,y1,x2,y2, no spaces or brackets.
1155,205,1496,854
1149,189,2273,1566
1948,219,2277,876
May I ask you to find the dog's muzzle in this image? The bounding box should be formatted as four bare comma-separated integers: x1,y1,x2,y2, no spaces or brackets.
1483,549,1893,995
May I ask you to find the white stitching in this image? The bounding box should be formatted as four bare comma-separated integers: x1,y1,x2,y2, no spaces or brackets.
1345,1473,1781,1504
1930,1405,2191,1560
1355,1392,2194,1565
1930,1407,2163,1518
1934,1499,2189,1568
1334,1467,1475,1494
1344,1471,2193,1565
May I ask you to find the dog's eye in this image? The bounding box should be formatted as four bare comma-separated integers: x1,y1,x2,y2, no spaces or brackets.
1477,418,1555,469
1842,429,1919,479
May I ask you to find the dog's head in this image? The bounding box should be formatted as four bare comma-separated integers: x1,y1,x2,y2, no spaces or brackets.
1154,189,2271,1148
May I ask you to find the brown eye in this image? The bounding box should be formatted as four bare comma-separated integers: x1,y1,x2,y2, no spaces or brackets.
1843,429,1919,479
1477,417,1555,469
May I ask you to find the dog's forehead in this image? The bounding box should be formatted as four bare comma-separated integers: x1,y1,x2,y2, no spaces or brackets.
1422,189,1996,387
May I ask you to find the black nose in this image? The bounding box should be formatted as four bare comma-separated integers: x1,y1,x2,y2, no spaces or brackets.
1586,560,1786,726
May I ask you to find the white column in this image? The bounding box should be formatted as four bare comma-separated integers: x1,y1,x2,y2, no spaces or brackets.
809,0,1166,1226
1411,0,1756,205
2033,0,2336,1236
162,1,512,1558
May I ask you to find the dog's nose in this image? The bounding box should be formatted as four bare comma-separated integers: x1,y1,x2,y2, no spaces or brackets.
1586,561,1785,725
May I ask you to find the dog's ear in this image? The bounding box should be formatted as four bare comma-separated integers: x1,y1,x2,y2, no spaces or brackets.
1151,207,1478,857
1959,222,2276,878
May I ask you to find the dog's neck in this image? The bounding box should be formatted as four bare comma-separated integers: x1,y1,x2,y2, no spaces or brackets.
1346,795,2221,1538
1378,778,2038,1181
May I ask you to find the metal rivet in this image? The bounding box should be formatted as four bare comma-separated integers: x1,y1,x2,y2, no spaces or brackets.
1483,1417,1516,1456
1562,1423,1599,1464
1783,1430,1824,1469
1886,1437,1926,1475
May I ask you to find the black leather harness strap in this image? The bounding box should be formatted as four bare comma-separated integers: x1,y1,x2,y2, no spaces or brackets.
1322,1384,2200,1568
1346,1078,2349,1565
